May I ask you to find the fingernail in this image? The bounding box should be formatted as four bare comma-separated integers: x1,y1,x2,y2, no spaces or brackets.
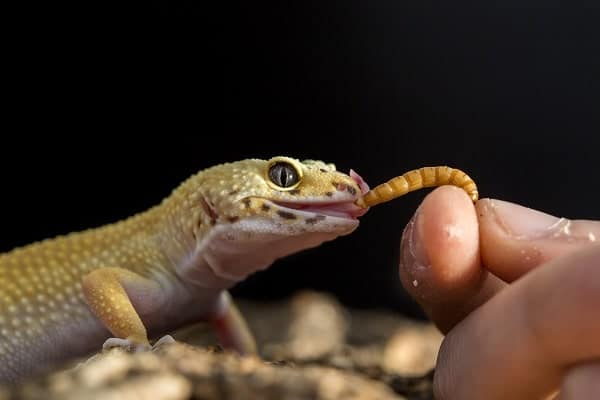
403,208,430,267
487,199,564,240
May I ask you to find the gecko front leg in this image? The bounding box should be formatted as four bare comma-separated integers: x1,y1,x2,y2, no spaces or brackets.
81,267,257,355
81,267,168,351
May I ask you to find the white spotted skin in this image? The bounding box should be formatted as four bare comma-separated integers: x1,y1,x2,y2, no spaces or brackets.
0,156,367,383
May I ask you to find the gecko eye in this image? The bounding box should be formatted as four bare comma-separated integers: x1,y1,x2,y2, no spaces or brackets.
265,157,304,191
268,162,300,189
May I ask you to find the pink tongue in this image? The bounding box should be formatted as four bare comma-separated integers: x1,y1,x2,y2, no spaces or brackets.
349,169,370,194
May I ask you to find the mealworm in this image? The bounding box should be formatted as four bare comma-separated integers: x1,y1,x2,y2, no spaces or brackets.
355,166,478,208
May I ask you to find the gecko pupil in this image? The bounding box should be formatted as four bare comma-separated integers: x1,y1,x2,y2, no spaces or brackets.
268,162,299,188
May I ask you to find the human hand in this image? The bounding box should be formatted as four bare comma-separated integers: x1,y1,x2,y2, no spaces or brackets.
398,186,600,400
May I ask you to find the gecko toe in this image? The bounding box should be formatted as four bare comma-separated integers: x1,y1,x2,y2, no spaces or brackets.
102,337,152,353
152,334,176,350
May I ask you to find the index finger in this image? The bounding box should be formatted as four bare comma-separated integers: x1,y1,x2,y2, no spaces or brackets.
477,199,600,282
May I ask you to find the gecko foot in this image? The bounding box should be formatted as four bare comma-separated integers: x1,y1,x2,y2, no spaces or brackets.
102,335,175,353
152,334,176,348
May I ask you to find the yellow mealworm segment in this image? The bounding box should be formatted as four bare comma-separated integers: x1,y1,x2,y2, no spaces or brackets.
355,166,478,208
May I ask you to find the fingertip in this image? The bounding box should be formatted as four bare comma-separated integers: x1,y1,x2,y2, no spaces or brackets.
399,186,483,313
421,186,480,289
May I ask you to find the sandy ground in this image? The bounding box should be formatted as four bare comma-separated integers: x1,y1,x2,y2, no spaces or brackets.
0,291,442,400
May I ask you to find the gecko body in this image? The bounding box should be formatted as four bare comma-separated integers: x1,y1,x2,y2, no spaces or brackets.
0,156,369,383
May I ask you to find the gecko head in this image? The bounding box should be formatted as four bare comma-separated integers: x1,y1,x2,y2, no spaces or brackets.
196,156,369,234
177,156,371,286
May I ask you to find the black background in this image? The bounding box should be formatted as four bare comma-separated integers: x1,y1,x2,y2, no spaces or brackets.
2,2,599,319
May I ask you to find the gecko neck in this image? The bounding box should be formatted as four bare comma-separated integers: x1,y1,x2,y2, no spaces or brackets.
144,184,213,282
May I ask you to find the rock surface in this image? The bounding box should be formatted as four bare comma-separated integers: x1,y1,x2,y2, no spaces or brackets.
0,291,442,400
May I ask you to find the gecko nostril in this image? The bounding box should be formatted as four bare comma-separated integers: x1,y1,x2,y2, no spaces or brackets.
332,182,357,195
332,181,347,192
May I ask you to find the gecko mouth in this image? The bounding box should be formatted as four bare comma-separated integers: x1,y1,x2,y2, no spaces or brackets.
271,200,368,220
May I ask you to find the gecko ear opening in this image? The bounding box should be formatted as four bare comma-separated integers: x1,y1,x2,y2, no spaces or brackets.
265,157,303,191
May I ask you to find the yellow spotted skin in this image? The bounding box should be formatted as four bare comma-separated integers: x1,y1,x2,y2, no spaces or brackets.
0,156,364,383
355,166,478,208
